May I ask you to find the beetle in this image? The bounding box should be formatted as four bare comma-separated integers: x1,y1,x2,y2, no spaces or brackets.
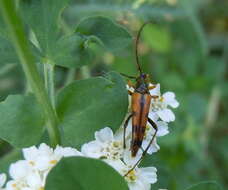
122,21,159,176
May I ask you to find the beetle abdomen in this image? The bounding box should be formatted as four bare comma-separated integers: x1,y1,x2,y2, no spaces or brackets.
131,93,151,157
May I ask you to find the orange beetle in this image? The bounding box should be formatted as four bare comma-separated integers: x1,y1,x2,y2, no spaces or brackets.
122,22,159,175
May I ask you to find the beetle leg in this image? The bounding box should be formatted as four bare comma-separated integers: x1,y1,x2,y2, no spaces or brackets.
128,90,133,96
151,95,159,99
123,113,133,149
124,117,158,177
148,85,156,90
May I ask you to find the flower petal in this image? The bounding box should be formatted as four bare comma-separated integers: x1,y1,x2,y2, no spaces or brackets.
128,180,147,190
148,111,159,121
149,84,160,96
0,173,6,187
157,109,175,122
123,150,142,166
163,92,179,108
157,121,169,136
81,141,103,158
22,146,38,162
140,167,157,184
142,140,160,155
95,127,114,142
54,146,82,157
9,160,31,180
26,171,42,188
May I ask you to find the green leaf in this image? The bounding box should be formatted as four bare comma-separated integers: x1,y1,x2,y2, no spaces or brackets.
20,0,92,68
75,16,132,52
46,157,129,190
0,94,45,147
142,24,171,53
56,72,128,147
20,0,69,55
50,34,93,68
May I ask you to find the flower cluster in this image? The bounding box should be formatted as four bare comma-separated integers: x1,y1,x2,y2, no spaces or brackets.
0,83,178,190
0,144,81,190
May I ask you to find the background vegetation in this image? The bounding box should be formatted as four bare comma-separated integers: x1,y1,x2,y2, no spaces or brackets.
0,0,227,189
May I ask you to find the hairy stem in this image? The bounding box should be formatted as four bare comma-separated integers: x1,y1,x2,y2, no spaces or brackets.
0,0,61,146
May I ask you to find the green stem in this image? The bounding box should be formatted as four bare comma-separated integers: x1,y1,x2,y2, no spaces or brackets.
44,61,56,109
0,0,61,146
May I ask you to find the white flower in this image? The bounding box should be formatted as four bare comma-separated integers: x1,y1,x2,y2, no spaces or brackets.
5,180,24,190
25,171,44,189
5,143,82,190
7,160,44,190
23,143,59,171
0,173,6,189
109,151,157,190
9,160,32,180
81,127,123,161
150,90,179,122
54,146,82,158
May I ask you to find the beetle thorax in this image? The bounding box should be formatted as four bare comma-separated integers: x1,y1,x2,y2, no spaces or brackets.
135,73,149,94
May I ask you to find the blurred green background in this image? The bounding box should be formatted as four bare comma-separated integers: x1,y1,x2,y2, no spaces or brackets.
0,0,227,189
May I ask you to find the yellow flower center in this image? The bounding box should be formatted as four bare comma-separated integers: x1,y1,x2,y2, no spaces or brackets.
29,161,35,166
49,160,57,165
125,170,137,182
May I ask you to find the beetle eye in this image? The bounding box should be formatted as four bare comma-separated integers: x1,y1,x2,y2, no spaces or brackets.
141,73,146,78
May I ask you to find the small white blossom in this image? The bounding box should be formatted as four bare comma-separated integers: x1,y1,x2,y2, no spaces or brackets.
9,161,31,181
109,151,157,190
81,127,123,161
150,90,179,122
23,143,58,171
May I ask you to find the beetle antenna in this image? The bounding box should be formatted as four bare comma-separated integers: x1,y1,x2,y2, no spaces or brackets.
135,21,155,75
120,73,137,79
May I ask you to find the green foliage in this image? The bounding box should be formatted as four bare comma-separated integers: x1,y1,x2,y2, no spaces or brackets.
57,72,128,147
75,16,132,52
20,0,132,68
46,157,129,190
0,94,44,147
20,0,70,57
142,24,171,53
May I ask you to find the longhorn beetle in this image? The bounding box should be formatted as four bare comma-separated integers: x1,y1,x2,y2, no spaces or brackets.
122,21,159,176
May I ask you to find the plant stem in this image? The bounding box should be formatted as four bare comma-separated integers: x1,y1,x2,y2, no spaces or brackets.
0,0,61,146
44,61,56,109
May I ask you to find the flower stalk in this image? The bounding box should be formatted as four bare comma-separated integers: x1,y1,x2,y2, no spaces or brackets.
44,60,56,109
0,0,61,146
